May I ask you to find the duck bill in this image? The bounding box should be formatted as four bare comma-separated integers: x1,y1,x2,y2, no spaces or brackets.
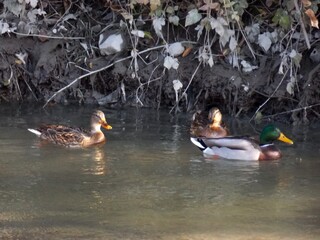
101,121,112,130
278,132,293,144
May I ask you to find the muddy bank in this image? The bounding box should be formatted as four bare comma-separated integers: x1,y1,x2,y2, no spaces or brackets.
1,36,319,124
0,1,319,125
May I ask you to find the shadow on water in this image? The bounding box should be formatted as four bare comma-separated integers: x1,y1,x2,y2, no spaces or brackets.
0,104,319,239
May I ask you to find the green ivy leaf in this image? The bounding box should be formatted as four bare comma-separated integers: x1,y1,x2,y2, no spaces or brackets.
272,9,282,24
272,9,291,30
143,31,153,39
224,1,236,8
279,14,291,30
233,0,248,16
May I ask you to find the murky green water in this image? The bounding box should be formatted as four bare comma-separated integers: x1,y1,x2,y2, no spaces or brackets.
0,105,319,239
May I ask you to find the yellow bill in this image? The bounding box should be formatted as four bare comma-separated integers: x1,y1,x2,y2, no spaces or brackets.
278,132,293,144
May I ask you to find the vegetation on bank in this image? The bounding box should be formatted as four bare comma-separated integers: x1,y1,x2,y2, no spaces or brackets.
0,0,319,124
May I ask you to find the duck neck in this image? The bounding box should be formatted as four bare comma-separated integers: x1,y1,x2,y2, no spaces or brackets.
91,124,102,134
260,135,274,145
89,124,105,144
210,122,220,128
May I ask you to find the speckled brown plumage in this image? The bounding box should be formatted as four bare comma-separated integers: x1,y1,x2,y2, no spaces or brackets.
28,110,112,147
35,125,90,146
190,107,228,138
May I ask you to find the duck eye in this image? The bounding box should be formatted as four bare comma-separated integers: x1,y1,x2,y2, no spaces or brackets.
92,114,101,120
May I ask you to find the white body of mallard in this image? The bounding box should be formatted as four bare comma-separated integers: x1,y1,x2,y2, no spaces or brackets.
190,125,293,161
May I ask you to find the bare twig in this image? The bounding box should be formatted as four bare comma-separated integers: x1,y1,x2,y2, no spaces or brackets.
12,31,86,40
135,65,164,106
236,21,256,59
293,0,311,49
262,103,320,119
305,62,320,89
43,56,131,108
8,65,13,85
74,64,91,73
249,67,290,122
52,0,73,30
16,66,38,101
169,62,201,114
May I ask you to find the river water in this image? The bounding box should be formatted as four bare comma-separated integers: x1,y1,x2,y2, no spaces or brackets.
0,105,319,239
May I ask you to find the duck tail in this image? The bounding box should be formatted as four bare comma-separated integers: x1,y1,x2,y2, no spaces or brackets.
28,128,41,137
190,137,207,151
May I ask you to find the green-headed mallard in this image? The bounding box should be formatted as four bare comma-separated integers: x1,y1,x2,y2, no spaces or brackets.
28,110,112,148
191,124,293,161
190,107,228,138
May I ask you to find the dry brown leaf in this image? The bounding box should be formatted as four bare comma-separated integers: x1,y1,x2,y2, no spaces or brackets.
150,0,161,11
199,2,220,11
63,0,71,11
110,5,133,20
182,47,192,57
302,0,312,7
305,9,319,28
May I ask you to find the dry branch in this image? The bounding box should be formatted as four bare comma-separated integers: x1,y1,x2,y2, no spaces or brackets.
249,67,290,122
12,32,86,40
262,103,320,119
169,62,201,114
293,0,311,49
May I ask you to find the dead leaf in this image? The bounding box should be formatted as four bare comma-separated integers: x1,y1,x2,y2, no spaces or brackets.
63,0,70,11
25,0,38,8
15,52,28,65
254,111,263,123
185,9,202,27
164,56,179,69
15,59,23,65
265,0,273,7
199,2,220,11
110,5,133,21
136,0,149,4
305,9,319,28
152,17,165,39
150,0,161,11
182,47,192,57
302,0,312,7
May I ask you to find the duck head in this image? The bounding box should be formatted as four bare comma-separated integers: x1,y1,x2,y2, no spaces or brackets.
91,110,112,132
260,125,293,145
208,107,222,126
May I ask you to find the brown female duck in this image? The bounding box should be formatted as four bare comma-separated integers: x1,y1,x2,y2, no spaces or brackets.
190,107,228,138
28,110,112,147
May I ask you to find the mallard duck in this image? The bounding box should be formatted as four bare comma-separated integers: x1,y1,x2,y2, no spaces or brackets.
190,124,293,161
190,107,228,138
28,110,112,148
